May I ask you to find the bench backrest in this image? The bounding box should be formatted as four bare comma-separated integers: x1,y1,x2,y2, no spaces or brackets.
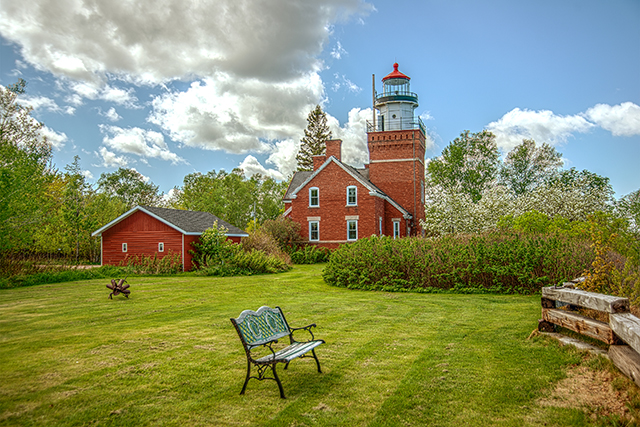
231,306,290,349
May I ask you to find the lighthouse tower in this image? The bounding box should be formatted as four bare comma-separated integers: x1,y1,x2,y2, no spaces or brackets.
367,63,426,235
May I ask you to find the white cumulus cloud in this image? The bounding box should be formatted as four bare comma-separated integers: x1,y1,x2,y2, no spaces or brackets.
487,103,640,151
583,102,640,137
99,125,186,164
39,125,68,150
96,147,129,168
0,0,371,83
238,155,285,181
486,108,595,151
148,72,324,154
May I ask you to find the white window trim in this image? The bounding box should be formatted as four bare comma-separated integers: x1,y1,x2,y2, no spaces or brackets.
347,220,358,241
309,221,319,241
346,185,357,206
122,243,128,253
393,221,400,239
309,187,319,207
158,242,165,252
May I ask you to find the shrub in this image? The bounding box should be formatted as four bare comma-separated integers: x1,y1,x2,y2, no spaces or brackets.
121,251,183,275
322,231,594,294
190,221,238,270
241,229,291,265
260,217,302,252
290,245,331,264
196,249,290,276
0,265,127,289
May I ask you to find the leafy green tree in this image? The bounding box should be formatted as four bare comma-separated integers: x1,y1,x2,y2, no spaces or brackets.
177,169,287,230
500,139,563,196
616,189,640,237
296,105,332,171
427,130,500,203
96,167,162,209
0,79,53,255
62,156,95,263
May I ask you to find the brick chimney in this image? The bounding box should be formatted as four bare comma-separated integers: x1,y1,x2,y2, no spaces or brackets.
325,139,342,161
313,154,326,171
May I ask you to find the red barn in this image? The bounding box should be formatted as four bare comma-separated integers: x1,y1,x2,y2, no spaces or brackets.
283,63,426,248
92,206,248,271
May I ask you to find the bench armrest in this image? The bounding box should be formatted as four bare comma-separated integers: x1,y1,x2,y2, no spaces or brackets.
289,324,317,342
248,338,279,361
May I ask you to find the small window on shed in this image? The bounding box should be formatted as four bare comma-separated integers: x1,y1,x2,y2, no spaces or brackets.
158,242,164,252
122,243,128,253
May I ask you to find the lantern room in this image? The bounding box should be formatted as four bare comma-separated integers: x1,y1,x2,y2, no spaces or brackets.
373,63,420,132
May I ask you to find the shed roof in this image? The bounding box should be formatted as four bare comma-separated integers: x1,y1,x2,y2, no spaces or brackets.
92,206,249,237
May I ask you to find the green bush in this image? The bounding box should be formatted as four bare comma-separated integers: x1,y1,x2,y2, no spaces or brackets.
0,265,127,289
121,251,183,275
196,249,290,276
322,231,594,294
259,217,302,252
290,245,331,264
240,228,291,265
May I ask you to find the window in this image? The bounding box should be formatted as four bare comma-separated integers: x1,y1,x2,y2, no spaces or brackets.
379,217,383,236
158,242,165,252
309,187,319,207
122,243,128,253
309,221,319,241
393,221,400,239
347,220,358,241
346,186,357,206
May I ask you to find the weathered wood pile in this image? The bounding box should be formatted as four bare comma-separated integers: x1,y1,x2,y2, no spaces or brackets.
106,278,130,299
539,283,640,387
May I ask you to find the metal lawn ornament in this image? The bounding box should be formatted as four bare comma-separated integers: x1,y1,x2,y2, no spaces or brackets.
106,276,130,299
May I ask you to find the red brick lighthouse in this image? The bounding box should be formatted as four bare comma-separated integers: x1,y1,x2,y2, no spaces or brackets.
367,63,427,235
283,63,426,246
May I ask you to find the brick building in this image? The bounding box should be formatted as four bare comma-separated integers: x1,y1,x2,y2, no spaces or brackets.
283,63,426,248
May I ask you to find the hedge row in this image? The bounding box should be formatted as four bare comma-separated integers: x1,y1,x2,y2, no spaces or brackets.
322,231,594,294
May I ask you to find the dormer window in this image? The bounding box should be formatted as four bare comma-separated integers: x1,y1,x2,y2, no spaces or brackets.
309,187,319,207
346,186,357,206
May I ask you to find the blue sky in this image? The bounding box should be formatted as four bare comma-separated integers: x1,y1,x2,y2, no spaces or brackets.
1,0,638,198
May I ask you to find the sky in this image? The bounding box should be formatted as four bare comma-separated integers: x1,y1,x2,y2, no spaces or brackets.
1,0,639,199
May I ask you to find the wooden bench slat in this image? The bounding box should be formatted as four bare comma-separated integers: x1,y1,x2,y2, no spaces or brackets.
609,345,640,388
542,287,629,313
610,313,640,355
542,308,620,344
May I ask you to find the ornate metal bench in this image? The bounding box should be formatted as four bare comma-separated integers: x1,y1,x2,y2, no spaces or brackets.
230,306,324,398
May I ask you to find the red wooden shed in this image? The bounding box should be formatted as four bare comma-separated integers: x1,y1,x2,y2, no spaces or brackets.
92,206,248,271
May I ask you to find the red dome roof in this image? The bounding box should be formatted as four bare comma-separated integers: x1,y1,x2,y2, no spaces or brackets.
382,63,410,81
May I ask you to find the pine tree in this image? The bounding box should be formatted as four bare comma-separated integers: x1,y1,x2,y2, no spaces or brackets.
296,105,332,171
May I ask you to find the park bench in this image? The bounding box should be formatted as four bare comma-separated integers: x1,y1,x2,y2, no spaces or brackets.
230,306,324,398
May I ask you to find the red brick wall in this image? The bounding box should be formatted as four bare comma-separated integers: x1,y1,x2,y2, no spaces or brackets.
289,161,410,248
368,129,426,234
325,139,342,160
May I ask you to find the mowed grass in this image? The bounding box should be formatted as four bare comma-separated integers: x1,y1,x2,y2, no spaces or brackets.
0,264,595,426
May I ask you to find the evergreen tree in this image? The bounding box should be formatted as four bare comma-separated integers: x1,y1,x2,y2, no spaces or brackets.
296,105,332,171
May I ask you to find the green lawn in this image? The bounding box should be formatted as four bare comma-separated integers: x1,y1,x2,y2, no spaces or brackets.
0,264,601,426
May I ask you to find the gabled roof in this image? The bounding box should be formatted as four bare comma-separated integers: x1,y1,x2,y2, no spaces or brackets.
283,156,411,219
92,206,249,237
